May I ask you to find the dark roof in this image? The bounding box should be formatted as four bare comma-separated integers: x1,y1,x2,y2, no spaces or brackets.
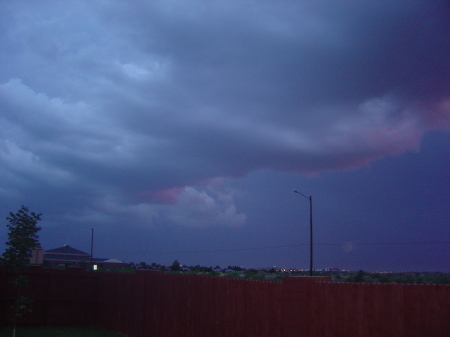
44,245,90,256
43,255,108,263
44,255,91,263
43,245,117,265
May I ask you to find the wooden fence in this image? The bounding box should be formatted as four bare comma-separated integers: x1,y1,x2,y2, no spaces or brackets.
0,267,97,326
1,268,449,337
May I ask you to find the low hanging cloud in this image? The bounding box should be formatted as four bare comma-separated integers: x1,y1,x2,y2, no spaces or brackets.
67,186,247,228
158,187,247,227
0,0,449,227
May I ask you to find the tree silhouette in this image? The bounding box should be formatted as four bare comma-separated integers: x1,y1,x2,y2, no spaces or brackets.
170,259,181,271
1,206,42,269
1,206,42,337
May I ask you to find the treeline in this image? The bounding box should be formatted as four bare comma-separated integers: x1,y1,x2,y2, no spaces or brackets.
335,270,450,284
98,260,450,284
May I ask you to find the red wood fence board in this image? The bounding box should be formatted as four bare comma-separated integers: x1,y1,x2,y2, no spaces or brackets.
1,268,448,337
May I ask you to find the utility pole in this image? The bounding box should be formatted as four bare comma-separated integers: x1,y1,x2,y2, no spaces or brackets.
294,190,313,276
80,226,94,271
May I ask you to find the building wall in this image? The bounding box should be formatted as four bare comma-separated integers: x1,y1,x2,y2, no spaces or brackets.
30,248,44,265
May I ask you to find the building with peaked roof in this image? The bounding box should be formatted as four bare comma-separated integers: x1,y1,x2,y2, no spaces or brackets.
43,244,92,268
42,245,123,269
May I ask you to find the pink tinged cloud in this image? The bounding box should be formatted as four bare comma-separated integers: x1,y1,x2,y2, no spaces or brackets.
424,99,450,129
144,187,184,205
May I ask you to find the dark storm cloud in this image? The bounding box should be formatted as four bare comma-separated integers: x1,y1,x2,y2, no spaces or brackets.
0,0,449,234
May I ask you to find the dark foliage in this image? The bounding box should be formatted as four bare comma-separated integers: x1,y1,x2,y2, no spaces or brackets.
1,205,42,269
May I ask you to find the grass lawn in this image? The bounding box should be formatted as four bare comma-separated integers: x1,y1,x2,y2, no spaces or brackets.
0,326,127,337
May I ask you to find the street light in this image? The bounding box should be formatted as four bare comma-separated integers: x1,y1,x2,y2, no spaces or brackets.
293,189,313,276
80,226,94,271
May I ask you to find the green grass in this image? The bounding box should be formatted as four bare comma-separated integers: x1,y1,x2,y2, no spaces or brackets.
0,326,127,337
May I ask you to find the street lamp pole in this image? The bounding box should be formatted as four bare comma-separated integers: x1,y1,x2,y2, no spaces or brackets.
80,226,94,270
293,190,313,276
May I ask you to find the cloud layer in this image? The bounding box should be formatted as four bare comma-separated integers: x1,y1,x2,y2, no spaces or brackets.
1,0,449,229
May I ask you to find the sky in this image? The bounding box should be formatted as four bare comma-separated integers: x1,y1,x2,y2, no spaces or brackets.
1,0,449,272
